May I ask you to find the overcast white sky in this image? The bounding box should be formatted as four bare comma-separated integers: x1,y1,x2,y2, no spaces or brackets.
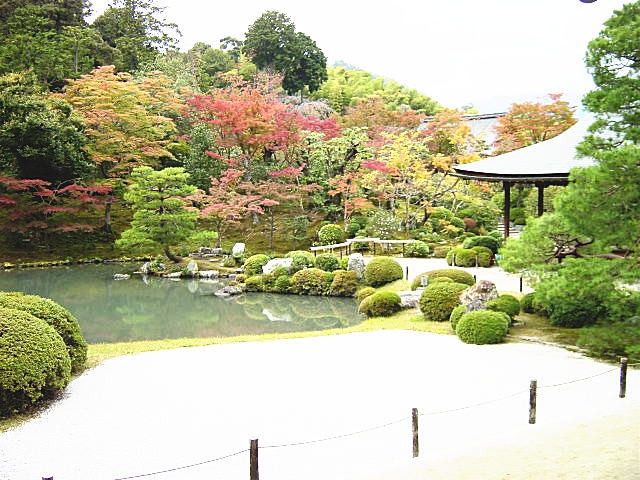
90,0,629,113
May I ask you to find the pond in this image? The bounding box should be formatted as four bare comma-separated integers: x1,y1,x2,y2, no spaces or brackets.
0,264,362,343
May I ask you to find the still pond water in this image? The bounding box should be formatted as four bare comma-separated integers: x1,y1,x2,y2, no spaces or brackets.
0,264,362,343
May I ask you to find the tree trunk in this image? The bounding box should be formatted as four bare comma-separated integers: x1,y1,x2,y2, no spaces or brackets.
163,246,182,263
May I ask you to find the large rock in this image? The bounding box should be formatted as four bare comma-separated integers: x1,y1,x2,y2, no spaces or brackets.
186,260,199,275
163,272,182,279
262,257,293,275
232,243,245,256
112,274,130,280
198,270,219,279
214,285,243,298
397,290,423,309
459,280,498,311
140,262,151,274
347,253,365,280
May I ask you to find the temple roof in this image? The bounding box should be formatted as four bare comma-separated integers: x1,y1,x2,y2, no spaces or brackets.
452,115,597,183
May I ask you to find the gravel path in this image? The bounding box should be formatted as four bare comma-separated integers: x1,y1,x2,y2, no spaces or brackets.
1,331,637,480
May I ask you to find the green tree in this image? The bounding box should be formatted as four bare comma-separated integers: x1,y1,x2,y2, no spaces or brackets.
0,72,91,183
92,0,180,71
0,0,88,34
116,166,198,262
244,10,327,95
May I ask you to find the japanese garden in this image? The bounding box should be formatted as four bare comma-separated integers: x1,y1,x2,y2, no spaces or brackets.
0,1,638,479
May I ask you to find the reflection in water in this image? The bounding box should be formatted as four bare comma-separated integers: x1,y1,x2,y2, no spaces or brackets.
0,264,362,343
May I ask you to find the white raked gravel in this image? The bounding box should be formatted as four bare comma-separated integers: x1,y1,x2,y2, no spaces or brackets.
1,330,637,480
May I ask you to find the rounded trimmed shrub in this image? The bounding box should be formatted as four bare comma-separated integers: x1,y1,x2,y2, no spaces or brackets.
290,254,314,273
486,294,521,321
364,257,404,287
411,269,475,290
419,282,468,322
449,304,467,331
451,248,477,267
433,245,451,258
315,253,340,272
0,292,87,372
0,307,72,416
520,292,536,314
243,254,270,276
405,241,430,258
244,275,265,292
285,250,315,264
274,275,291,293
358,292,401,317
329,270,358,297
318,224,345,245
470,246,493,267
355,287,376,302
290,268,331,295
456,310,510,344
462,235,501,254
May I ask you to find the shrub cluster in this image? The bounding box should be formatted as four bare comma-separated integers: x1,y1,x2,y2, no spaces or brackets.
405,241,430,258
243,254,270,276
290,268,333,296
0,307,72,416
355,287,376,302
520,292,536,313
0,292,87,372
411,269,475,290
358,292,401,317
329,270,358,297
432,246,451,258
364,257,404,287
462,235,501,254
419,282,468,322
486,294,521,322
456,310,510,344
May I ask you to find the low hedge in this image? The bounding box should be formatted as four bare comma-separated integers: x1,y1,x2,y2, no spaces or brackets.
411,269,475,290
0,292,87,372
0,307,72,416
358,292,401,317
486,294,521,321
244,275,265,292
364,257,404,287
432,246,451,258
290,268,332,296
456,310,510,344
329,270,358,297
243,254,270,276
419,282,468,322
315,253,340,272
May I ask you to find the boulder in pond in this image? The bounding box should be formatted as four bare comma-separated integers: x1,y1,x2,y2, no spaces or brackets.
262,257,293,275
347,253,365,280
186,260,199,275
198,270,219,279
459,280,498,311
163,272,182,279
113,274,130,280
214,285,243,297
140,262,151,274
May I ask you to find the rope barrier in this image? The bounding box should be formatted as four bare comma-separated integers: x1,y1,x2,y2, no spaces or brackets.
539,367,618,389
419,389,529,416
112,448,248,480
261,415,411,449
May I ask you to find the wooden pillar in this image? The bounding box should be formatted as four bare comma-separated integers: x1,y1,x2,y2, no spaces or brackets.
537,183,545,216
503,181,511,239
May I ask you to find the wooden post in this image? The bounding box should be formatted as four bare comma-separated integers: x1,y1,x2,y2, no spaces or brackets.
503,181,511,239
42,477,53,480
519,275,523,292
402,243,406,256
412,408,419,458
537,184,545,216
620,357,628,398
250,439,259,480
529,380,537,424
405,265,409,280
